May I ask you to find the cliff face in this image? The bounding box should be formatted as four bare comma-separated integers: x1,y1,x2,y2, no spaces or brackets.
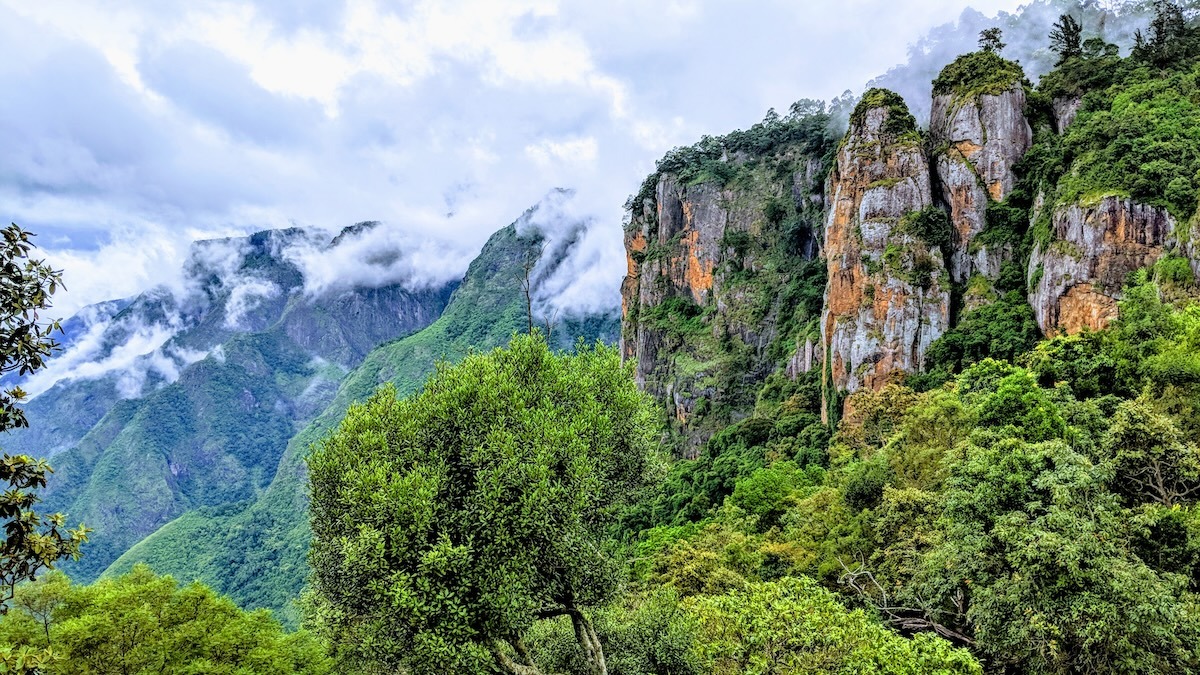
1028,198,1176,335
821,94,950,409
930,81,1032,289
621,123,830,453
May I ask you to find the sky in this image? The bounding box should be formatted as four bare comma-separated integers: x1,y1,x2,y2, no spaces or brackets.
0,0,1030,317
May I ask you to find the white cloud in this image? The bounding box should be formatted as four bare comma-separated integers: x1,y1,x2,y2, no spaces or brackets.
224,278,282,329
282,223,475,297
525,137,598,167
0,0,1036,322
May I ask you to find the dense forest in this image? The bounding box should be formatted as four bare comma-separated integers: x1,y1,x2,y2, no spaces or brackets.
6,1,1200,673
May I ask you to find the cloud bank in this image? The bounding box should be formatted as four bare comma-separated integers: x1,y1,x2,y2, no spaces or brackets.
1,0,1034,322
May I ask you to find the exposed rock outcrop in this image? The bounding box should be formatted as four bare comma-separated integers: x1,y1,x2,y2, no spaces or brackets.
1053,96,1082,134
930,80,1032,287
622,141,827,454
1028,197,1175,335
821,92,950,416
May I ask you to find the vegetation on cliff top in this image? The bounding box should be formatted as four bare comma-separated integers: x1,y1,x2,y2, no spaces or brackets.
931,50,1026,99
1029,2,1200,222
849,88,918,137
628,100,839,218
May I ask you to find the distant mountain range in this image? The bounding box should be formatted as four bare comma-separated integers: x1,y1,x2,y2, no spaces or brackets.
3,194,618,623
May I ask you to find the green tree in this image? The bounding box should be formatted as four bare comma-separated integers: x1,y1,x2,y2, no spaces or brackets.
1104,398,1200,507
1133,0,1198,69
0,223,88,673
688,577,981,674
0,224,64,432
0,565,331,674
307,333,660,674
978,27,1005,53
1049,14,1084,65
902,438,1200,671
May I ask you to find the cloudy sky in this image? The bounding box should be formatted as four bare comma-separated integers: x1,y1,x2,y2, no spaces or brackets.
0,0,1029,316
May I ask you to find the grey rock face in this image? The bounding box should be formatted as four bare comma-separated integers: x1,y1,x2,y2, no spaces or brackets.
1028,197,1175,335
822,100,950,404
1053,96,1083,134
930,83,1032,284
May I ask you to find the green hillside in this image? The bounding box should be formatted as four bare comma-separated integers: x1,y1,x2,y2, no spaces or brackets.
108,220,619,622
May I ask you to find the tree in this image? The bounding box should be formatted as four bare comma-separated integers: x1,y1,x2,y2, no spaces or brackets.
898,437,1200,671
1104,398,1200,507
11,572,69,646
689,578,981,674
978,27,1005,53
0,224,88,673
1049,14,1084,65
1133,0,1198,68
307,333,660,674
0,223,64,432
0,565,332,674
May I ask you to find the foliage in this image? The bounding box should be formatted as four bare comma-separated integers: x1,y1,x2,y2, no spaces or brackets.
1027,5,1200,222
525,588,702,675
0,224,64,433
0,455,89,610
0,566,331,674
919,290,1040,385
931,50,1024,98
687,578,981,674
307,333,659,674
977,27,1005,54
1049,14,1083,66
900,206,954,255
0,224,89,674
904,435,1200,672
1133,0,1200,69
629,105,836,212
850,88,917,136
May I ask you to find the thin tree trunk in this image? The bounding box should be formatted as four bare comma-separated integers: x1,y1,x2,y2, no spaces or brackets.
568,608,607,675
491,639,543,675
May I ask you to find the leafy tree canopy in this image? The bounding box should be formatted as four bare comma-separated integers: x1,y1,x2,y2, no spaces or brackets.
307,333,660,674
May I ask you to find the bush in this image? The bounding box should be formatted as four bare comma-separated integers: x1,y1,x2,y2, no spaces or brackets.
932,50,1025,98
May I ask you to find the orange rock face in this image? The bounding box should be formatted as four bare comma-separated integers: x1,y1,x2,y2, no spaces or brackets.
820,100,950,419
1028,197,1176,335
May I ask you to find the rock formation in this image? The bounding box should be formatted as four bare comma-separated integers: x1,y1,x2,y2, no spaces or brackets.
820,91,950,414
1028,198,1176,335
621,137,827,453
930,79,1032,291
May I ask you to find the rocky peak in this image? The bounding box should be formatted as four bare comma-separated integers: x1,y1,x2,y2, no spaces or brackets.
820,89,950,418
929,54,1032,286
621,115,832,454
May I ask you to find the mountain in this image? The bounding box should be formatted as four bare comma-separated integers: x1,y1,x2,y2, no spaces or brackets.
622,9,1200,446
4,225,458,582
102,197,619,623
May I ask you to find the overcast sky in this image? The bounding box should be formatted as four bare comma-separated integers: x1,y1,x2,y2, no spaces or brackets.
0,0,1029,316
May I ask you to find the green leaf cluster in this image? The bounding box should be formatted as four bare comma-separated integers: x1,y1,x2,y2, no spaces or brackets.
0,566,330,674
931,50,1025,99
306,333,659,673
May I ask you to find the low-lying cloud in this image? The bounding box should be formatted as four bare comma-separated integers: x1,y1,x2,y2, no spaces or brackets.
282,223,475,298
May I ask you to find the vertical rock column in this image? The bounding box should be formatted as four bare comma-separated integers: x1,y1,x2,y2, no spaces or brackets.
821,90,950,419
929,78,1032,297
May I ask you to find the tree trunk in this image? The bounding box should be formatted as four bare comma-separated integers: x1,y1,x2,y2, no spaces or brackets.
568,609,608,675
491,639,543,675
